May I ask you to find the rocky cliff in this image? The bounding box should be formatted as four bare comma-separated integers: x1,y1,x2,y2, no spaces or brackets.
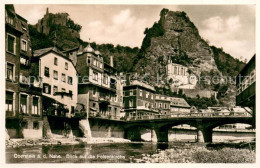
135,9,219,86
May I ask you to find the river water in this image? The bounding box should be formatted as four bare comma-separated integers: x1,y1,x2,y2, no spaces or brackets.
6,131,255,163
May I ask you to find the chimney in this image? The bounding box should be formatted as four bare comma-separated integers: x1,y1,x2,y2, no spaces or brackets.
110,55,114,67
46,8,49,15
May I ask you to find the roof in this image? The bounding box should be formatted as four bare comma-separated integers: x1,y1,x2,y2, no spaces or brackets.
33,47,78,74
83,44,95,53
62,46,79,53
155,94,171,101
125,80,155,91
33,47,63,57
170,97,190,108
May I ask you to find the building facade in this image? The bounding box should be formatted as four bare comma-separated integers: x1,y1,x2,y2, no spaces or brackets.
154,94,171,115
123,79,157,118
169,97,190,114
77,44,123,119
32,47,79,137
5,5,43,139
166,61,197,89
236,55,255,125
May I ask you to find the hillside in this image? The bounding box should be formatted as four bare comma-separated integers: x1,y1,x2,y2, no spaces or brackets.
28,8,246,107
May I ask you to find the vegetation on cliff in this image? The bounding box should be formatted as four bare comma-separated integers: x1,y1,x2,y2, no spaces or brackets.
211,46,245,77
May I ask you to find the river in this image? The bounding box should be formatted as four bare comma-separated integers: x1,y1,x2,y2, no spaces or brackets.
6,131,255,163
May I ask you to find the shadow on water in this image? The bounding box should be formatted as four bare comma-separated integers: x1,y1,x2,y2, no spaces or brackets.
157,143,169,150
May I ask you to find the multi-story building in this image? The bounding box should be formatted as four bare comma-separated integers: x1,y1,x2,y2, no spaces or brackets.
154,94,171,115
236,55,255,124
236,55,255,111
77,44,123,119
169,97,190,114
166,61,197,89
123,79,157,118
33,47,78,116
33,47,78,136
5,5,43,138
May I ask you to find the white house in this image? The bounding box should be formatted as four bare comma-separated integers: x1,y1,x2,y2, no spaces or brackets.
33,47,78,117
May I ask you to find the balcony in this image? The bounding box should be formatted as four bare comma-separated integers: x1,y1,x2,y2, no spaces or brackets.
19,75,29,85
20,57,29,67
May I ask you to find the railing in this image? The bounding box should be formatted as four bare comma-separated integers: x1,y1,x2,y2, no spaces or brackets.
89,112,121,120
126,112,252,121
88,111,251,121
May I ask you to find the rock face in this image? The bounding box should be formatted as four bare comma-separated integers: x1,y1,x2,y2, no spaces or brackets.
135,9,219,86
34,8,81,50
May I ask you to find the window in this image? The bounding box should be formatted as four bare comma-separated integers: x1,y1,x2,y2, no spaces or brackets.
7,34,16,54
21,22,27,31
54,57,58,65
130,90,133,96
6,91,13,112
93,71,98,81
62,88,66,92
71,106,75,114
174,67,177,75
69,90,73,99
139,89,143,96
250,70,256,84
99,63,103,69
65,62,68,70
68,76,73,85
21,121,28,129
32,97,39,115
44,67,49,77
21,39,27,51
43,83,51,94
6,12,14,25
20,94,27,114
33,122,39,129
93,88,97,96
164,103,167,109
129,100,133,107
61,73,66,82
103,74,108,85
159,103,162,108
87,57,91,64
6,63,14,81
93,103,96,108
53,85,58,94
146,92,149,98
93,59,97,66
53,70,58,80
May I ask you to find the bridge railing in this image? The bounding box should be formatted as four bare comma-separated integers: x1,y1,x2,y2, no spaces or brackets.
125,111,251,121
88,111,251,121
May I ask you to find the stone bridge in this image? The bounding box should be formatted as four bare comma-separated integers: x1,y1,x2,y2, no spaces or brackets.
88,112,254,143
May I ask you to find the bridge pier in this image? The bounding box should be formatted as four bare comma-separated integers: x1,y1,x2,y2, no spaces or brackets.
196,126,212,143
124,127,142,141
151,129,157,142
155,128,168,142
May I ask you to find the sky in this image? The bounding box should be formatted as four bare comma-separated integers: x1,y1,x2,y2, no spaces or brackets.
14,4,255,61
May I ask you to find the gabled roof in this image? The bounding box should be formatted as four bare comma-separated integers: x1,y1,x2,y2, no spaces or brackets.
33,47,65,57
33,47,78,74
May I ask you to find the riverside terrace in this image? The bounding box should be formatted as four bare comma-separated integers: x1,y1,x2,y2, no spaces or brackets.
88,111,254,143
